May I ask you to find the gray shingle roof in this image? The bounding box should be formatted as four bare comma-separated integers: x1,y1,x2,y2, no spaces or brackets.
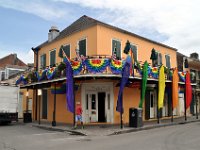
34,15,177,51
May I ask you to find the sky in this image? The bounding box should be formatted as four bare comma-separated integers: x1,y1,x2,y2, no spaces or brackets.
0,0,200,63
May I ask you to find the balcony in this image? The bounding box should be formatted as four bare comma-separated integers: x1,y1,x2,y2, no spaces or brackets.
16,55,185,86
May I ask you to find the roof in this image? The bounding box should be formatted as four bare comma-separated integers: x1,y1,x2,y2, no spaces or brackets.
0,53,27,68
34,15,177,51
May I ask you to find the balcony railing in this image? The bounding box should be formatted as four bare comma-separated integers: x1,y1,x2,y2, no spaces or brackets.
16,55,188,85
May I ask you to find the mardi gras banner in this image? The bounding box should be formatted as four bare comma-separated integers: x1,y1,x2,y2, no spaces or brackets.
46,67,57,80
71,60,83,76
84,58,110,73
35,69,47,81
178,72,186,82
110,59,124,74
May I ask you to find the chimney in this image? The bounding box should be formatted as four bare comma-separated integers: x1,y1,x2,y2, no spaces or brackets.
48,26,60,42
190,52,199,60
13,53,17,65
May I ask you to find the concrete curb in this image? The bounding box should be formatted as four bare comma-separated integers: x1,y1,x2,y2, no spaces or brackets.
31,124,87,136
30,119,200,137
109,119,200,136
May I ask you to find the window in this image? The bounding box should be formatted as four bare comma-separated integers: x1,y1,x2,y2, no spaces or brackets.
50,49,56,67
165,55,171,68
40,54,46,69
63,44,70,58
112,39,121,60
79,39,86,57
154,52,162,66
130,44,137,62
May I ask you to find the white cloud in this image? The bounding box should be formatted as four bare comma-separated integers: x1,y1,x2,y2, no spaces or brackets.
1,0,199,57
0,0,67,21
54,0,200,56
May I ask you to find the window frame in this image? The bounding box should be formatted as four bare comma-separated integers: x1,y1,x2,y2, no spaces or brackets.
49,48,56,67
130,42,138,62
165,54,171,68
62,44,71,59
39,53,46,70
78,37,87,57
111,38,122,60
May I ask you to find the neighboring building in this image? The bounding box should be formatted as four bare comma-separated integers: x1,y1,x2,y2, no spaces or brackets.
0,54,27,81
20,15,178,125
0,53,33,119
177,52,200,116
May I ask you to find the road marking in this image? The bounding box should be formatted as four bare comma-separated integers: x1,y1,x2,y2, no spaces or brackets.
31,132,61,136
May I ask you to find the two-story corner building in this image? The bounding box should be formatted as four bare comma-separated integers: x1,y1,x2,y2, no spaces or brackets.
177,52,200,116
20,15,178,125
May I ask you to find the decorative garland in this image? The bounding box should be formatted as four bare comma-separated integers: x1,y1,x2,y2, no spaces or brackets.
84,58,110,73
178,72,186,82
35,69,47,81
46,67,57,80
71,60,83,76
110,59,124,74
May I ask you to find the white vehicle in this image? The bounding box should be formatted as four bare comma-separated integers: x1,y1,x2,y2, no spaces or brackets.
0,85,18,124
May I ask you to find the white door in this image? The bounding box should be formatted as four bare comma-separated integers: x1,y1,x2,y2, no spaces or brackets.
105,93,111,122
18,93,23,118
86,93,98,122
178,93,185,116
150,91,156,118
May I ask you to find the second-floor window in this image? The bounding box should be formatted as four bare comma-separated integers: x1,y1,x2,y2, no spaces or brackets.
79,39,86,57
165,55,171,68
50,49,56,67
154,52,162,66
130,44,137,62
63,44,70,58
112,39,121,60
40,54,46,69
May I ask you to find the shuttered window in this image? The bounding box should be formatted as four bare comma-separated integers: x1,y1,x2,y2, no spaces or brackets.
130,44,137,62
40,54,46,69
63,45,70,58
79,39,86,57
112,39,121,60
165,55,171,68
154,51,162,66
50,49,56,67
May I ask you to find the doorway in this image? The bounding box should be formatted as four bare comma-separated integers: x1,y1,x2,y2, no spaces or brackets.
98,92,106,122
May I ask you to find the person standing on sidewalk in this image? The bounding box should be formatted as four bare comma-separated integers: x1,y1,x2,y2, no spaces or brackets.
75,101,84,129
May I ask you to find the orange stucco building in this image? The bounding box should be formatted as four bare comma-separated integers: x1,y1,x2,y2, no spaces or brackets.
21,15,178,125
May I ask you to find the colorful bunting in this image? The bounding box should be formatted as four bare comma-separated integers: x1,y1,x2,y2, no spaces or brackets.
110,59,124,74
71,60,83,75
84,58,110,73
35,69,47,81
178,72,186,82
151,67,159,78
51,83,66,94
46,67,57,80
16,75,28,85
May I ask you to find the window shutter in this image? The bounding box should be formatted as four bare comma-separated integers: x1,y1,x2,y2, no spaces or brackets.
130,45,137,62
63,45,70,58
50,50,56,67
43,54,46,69
165,55,171,68
79,39,86,57
159,53,162,65
112,40,121,59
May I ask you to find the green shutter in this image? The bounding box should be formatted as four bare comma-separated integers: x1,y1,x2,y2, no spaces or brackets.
43,54,46,69
112,40,121,59
165,55,171,68
63,45,70,58
50,50,56,67
79,39,86,57
130,44,137,62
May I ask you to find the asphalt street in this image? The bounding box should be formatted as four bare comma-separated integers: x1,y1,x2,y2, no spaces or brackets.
0,122,200,150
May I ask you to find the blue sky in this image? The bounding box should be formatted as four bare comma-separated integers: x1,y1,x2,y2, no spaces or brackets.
0,0,199,63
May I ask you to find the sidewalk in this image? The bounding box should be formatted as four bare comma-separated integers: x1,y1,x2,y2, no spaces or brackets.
28,115,200,136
